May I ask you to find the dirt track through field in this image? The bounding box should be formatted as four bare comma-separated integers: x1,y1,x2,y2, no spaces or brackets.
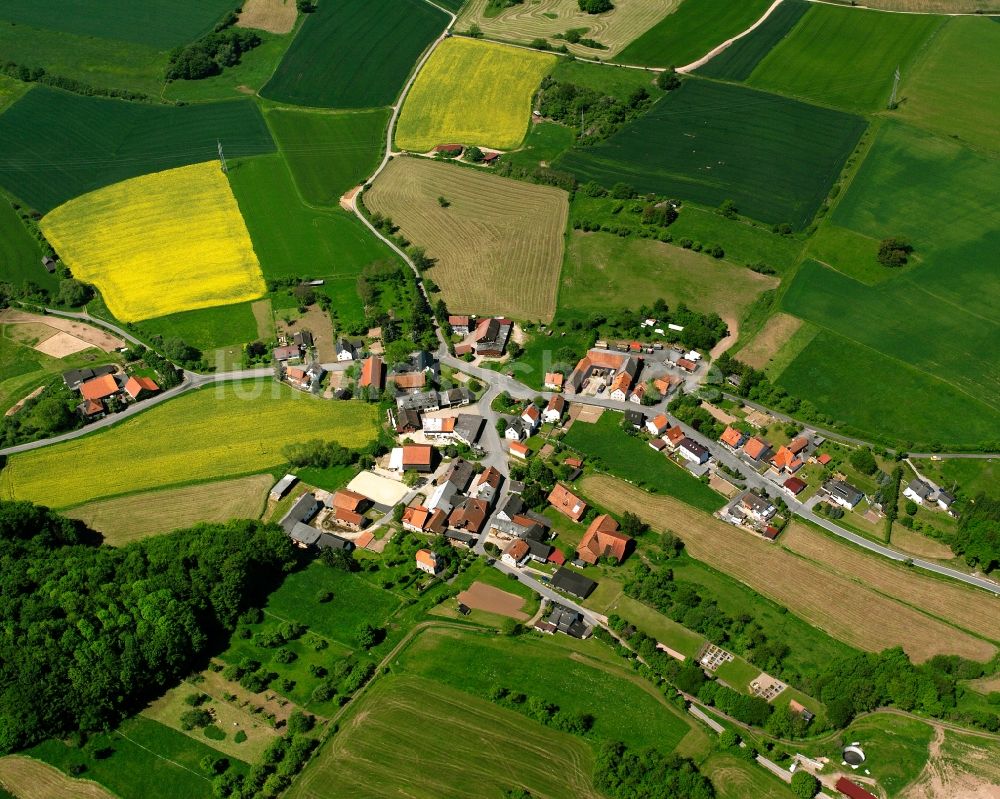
0,756,117,799
580,474,996,662
456,581,528,620
736,312,803,370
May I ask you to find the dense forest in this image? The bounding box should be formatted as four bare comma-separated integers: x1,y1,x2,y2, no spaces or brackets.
0,501,297,752
952,495,1000,573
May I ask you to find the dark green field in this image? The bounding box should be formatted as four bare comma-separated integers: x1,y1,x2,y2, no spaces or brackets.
0,0,236,48
0,197,49,290
138,301,259,354
695,0,809,81
555,78,866,228
267,108,390,205
229,154,400,325
616,0,773,68
0,88,274,212
563,412,723,513
261,0,447,108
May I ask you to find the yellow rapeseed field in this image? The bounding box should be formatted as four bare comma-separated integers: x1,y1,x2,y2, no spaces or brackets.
396,37,555,152
0,383,377,509
40,161,265,322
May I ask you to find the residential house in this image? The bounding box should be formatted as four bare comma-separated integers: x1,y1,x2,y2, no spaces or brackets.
389,444,436,474
664,426,686,449
743,436,771,462
415,549,441,576
608,371,633,402
543,394,565,424
123,376,159,401
646,414,669,436
293,330,313,349
390,371,426,393
501,539,530,568
77,398,106,420
329,489,369,515
426,480,459,514
509,441,529,460
771,445,804,474
270,474,298,502
280,492,320,533
391,407,422,433
624,409,646,430
505,417,526,441
548,484,587,522
817,453,832,466
396,390,440,413
824,479,863,509
448,497,489,535
472,466,502,505
936,490,955,512
63,365,116,391
448,315,471,335
273,345,300,362
903,479,934,506
521,403,541,432
403,505,433,533
629,383,646,404
739,491,776,522
720,426,747,450
677,438,710,466
438,388,471,408
331,507,367,531
551,567,597,599
536,605,589,638
577,514,632,565
289,522,321,549
335,338,357,361
473,317,512,357
544,372,564,391
442,458,476,492
525,538,553,563
788,435,809,455
79,374,120,402
783,477,807,496
453,414,485,447
359,355,384,391
422,416,456,440
285,366,309,389
496,494,526,525
454,343,473,356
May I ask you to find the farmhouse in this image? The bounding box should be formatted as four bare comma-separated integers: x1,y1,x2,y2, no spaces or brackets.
123,376,159,401
543,394,565,424
646,414,669,436
544,372,563,391
739,491,776,522
453,414,485,447
548,484,587,522
448,497,489,535
551,567,597,600
391,407,422,433
281,492,320,533
824,479,863,509
438,388,471,409
329,489,369,514
293,330,313,349
390,371,427,392
389,444,436,474
403,505,433,533
317,532,354,552
270,474,298,502
422,416,457,440
397,390,440,413
331,507,367,531
565,349,636,395
472,466,502,505
577,514,631,565
415,549,442,576
79,374,120,402
677,438,710,466
629,384,646,404
473,317,512,357
521,403,541,431
720,426,746,449
448,315,471,335
771,445,804,474
63,365,117,391
427,480,459,514
442,458,476,492
903,478,934,505
77,398,105,420
501,539,530,568
359,355,384,391
335,338,358,361
289,522,321,549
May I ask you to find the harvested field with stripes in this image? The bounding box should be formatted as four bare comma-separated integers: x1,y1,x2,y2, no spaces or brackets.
580,474,997,663
736,312,803,370
0,756,116,799
365,158,567,321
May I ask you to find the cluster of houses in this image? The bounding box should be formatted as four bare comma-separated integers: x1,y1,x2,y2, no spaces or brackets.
450,315,513,359
560,347,683,402
503,395,565,456
63,366,159,420
273,331,325,392
903,477,955,514
274,474,372,551
624,411,712,469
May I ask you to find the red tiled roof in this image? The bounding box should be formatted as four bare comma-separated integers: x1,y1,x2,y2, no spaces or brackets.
403,444,433,466
564,457,582,468
504,539,529,562
80,398,104,416
544,372,564,388
666,427,685,446
609,372,632,395
334,508,364,527
788,435,809,454
772,446,798,471
548,549,566,565
391,371,425,390
448,315,469,326
784,477,807,494
416,548,439,569
403,505,432,530
355,531,374,549
360,355,383,389
80,374,119,401
720,426,743,448
743,437,770,460
455,343,473,356
548,484,587,522
677,358,697,372
818,453,832,465
509,441,529,457
434,143,463,153
333,489,367,512
124,375,158,399
522,404,540,422
476,466,502,489
648,413,669,433
546,394,565,413
835,778,877,799
577,514,630,564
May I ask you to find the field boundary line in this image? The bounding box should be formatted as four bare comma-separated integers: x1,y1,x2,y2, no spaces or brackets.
676,0,785,73
112,731,210,781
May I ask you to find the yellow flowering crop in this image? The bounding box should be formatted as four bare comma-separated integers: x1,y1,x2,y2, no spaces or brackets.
41,161,266,322
396,38,555,152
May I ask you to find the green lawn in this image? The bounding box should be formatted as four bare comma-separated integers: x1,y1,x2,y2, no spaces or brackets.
910,457,999,500
609,594,704,658
564,412,723,514
822,714,934,796
897,16,1000,156
804,223,890,285
748,4,943,113
27,716,244,799
504,121,576,171
394,626,694,752
0,196,49,290
136,301,259,354
294,464,356,492
484,320,593,391
550,58,662,97
617,0,774,68
266,108,390,205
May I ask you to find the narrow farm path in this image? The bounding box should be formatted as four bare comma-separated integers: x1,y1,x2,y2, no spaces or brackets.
676,0,785,73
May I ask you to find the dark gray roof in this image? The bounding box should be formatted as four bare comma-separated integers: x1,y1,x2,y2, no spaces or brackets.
293,331,314,347
317,532,354,551
411,350,437,372
282,493,319,532
508,480,525,496
525,539,552,560
624,410,646,427
740,492,774,515
506,417,524,435
551,567,597,599
290,522,320,547
519,523,548,543
397,390,439,411
500,494,526,518
547,604,587,637
453,414,484,444
906,479,933,500
936,490,955,505
825,479,863,505
679,438,709,458
444,458,476,491
444,529,475,544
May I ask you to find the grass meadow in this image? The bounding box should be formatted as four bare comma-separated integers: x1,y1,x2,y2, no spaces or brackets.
65,475,274,546
395,627,694,751
563,412,723,513
747,4,942,113
555,78,866,229
289,674,602,799
0,197,47,290
267,108,389,205
0,89,274,213
261,0,447,108
135,300,260,355
41,162,266,322
617,0,773,67
912,457,999,501
503,121,576,171
396,37,555,152
695,0,809,82
365,157,568,322
229,154,401,326
897,16,1000,155
704,753,798,799
0,383,378,508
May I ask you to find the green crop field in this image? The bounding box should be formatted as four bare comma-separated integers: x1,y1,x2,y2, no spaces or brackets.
617,0,773,68
555,78,866,229
0,383,378,508
563,412,723,513
0,197,48,290
229,154,401,324
136,301,259,355
0,0,237,48
395,627,694,751
695,0,809,82
747,4,943,113
289,674,602,799
897,16,1000,155
0,89,274,213
267,108,389,205
261,0,447,108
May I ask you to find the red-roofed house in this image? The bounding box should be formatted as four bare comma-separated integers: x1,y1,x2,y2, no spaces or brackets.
743,436,771,462
548,549,566,566
78,398,105,419
454,343,473,356
415,548,441,575
544,372,564,391
835,778,877,799
608,371,633,401
771,445,804,473
80,373,120,401
548,484,587,522
646,414,669,436
783,477,807,495
649,438,666,452
501,539,530,568
788,435,809,454
333,507,366,531
521,403,540,430
577,514,631,564
564,457,583,469
509,441,529,459
124,375,159,401
434,143,463,156
448,315,470,335
332,489,369,513
403,505,432,533
359,355,384,390
818,453,832,466
665,426,686,448
720,426,746,449
390,371,426,392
